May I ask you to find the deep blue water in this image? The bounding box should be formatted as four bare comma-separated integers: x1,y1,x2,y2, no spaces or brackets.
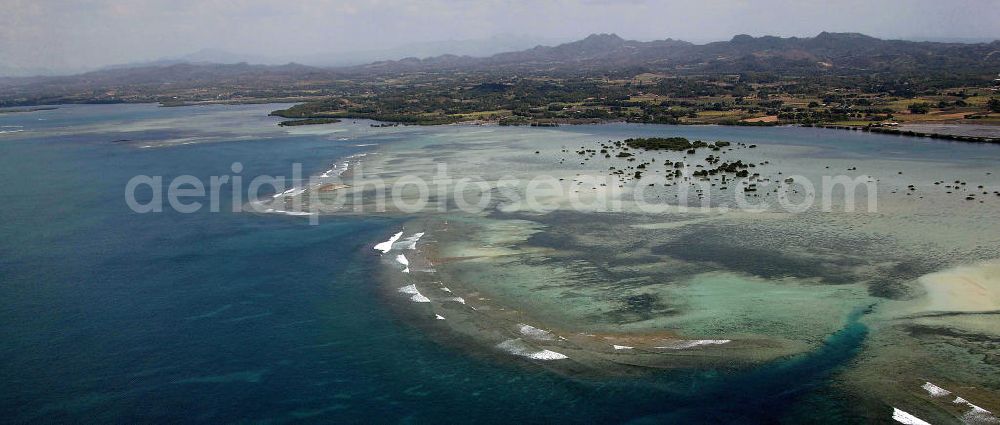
0,104,875,423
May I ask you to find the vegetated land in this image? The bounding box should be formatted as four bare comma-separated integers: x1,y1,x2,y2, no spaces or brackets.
624,137,711,151
0,106,58,113
277,117,341,126
2,32,999,131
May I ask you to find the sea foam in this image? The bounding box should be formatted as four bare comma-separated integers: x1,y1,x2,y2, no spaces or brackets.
655,339,730,350
496,339,567,360
263,208,316,217
921,382,951,397
319,153,367,178
892,407,931,425
398,232,425,250
952,396,998,424
272,187,306,199
518,324,555,341
395,254,410,273
398,284,430,303
374,232,403,253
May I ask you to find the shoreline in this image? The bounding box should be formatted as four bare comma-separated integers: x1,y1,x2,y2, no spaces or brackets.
7,99,997,144
804,123,1000,144
268,103,1000,144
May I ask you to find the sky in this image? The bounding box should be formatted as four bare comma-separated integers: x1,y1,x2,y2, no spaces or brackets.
2,0,999,75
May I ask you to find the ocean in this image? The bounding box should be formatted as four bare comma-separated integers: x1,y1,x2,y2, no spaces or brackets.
1,103,996,423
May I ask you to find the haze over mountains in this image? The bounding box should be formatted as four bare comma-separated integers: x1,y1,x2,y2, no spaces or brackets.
358,32,1000,75
0,35,564,78
2,32,999,106
10,32,1000,78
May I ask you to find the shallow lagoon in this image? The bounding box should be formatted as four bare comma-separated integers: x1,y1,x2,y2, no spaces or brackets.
330,121,1000,423
2,104,999,423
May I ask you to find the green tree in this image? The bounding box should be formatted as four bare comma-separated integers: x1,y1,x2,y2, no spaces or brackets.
988,98,1000,113
907,102,931,114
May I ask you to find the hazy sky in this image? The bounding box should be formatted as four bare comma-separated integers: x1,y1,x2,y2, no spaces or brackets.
3,0,999,73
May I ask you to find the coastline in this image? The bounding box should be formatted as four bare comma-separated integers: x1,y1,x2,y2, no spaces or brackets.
6,99,998,423
282,119,1000,422
267,101,1000,144
804,123,1000,144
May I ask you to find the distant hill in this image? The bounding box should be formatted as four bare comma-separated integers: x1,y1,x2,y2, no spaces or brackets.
299,34,565,67
0,62,339,105
76,35,564,73
2,32,999,106
1,62,328,88
355,32,1000,75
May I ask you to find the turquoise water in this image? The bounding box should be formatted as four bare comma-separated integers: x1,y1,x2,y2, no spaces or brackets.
0,104,944,423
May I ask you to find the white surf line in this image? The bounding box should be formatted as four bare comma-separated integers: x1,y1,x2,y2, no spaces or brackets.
319,152,368,178
528,349,568,360
248,196,315,217
374,232,403,253
272,187,307,199
919,381,1000,424
952,397,999,424
495,339,568,360
263,208,316,216
398,284,430,303
251,196,315,216
319,161,349,178
447,297,466,304
892,407,931,425
518,324,555,341
962,404,997,424
435,314,446,320
654,339,731,349
613,345,634,350
922,381,951,397
395,254,410,273
398,232,425,250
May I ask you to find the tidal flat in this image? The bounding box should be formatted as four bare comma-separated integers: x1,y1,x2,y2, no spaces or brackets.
284,122,1000,423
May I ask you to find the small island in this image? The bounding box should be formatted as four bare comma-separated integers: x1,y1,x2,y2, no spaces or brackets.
624,137,730,151
277,118,341,127
0,106,58,114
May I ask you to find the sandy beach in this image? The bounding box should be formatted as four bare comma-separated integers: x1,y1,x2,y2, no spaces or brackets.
918,260,1000,313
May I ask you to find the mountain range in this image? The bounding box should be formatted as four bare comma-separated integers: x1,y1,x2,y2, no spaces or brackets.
354,32,1000,75
2,32,998,106
0,34,562,78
